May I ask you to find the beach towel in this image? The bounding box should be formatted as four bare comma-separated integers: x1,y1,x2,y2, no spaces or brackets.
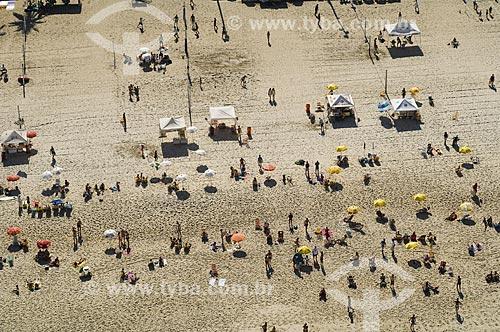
209,278,217,286
218,279,226,287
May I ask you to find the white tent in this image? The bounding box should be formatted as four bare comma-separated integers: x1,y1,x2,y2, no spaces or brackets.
384,21,421,36
209,106,237,126
326,94,355,108
0,130,28,154
159,116,187,144
390,98,419,112
0,1,16,11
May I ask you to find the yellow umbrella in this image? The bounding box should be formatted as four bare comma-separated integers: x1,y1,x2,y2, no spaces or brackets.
373,199,387,207
413,193,427,202
336,146,348,153
405,242,420,250
459,146,472,154
459,202,473,212
409,87,420,94
347,206,360,214
327,84,338,91
297,246,312,255
327,166,342,174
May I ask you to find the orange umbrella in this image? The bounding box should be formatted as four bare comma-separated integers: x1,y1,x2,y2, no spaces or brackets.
262,164,276,171
7,174,20,182
231,233,246,243
7,226,21,236
26,130,37,138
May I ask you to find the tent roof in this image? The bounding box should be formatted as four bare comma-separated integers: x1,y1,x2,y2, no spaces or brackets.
384,21,421,36
209,106,237,123
0,130,28,146
327,94,354,108
391,98,419,112
159,116,186,132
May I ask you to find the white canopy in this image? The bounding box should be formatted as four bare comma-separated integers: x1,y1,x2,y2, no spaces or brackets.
391,98,419,112
327,94,355,108
159,116,186,134
385,21,421,36
209,106,237,125
0,130,28,146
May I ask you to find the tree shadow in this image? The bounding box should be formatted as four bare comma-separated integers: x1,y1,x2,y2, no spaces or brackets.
10,12,45,35
0,24,6,36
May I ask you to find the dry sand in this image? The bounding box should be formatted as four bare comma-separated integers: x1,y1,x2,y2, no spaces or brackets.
1,0,500,331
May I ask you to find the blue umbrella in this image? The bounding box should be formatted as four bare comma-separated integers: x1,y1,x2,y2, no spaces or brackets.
293,253,303,263
51,199,63,204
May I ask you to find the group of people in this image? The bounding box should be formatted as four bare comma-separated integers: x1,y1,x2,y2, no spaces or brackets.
128,84,140,102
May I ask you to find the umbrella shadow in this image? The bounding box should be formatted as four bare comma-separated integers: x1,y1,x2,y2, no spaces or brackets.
187,143,200,151
330,183,343,192
457,314,464,324
79,274,92,282
300,265,313,275
175,190,190,200
162,177,173,184
42,188,55,196
264,179,277,188
16,171,27,178
461,219,476,226
104,248,116,255
462,163,474,170
232,250,247,258
472,195,481,207
379,116,394,129
204,186,217,194
150,177,161,184
7,244,21,253
416,211,431,220
10,12,45,35
408,259,422,269
196,165,208,173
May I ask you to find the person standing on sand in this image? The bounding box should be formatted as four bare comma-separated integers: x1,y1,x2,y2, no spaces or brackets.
444,132,448,146
154,150,158,161
77,220,82,241
128,84,134,102
134,86,140,102
137,18,144,33
304,218,310,232
315,161,320,177
122,112,127,132
214,18,218,33
72,227,77,246
410,314,416,332
457,275,462,292
489,74,495,88
288,213,293,231
258,154,263,171
305,161,310,178
268,88,273,103
472,183,478,197
314,4,319,18
320,251,324,266
50,146,56,158
267,31,271,47
402,87,406,98
262,322,267,332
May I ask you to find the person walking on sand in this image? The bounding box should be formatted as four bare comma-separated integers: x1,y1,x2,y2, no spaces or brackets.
402,87,406,98
457,275,462,292
258,154,263,171
267,31,271,47
77,220,82,240
128,84,134,102
50,146,56,158
72,227,77,246
472,183,478,197
320,251,324,266
265,250,272,271
315,161,320,177
410,314,416,332
271,88,276,104
314,4,319,18
137,18,144,33
415,0,420,14
288,213,294,231
214,18,218,33
444,132,449,146
154,150,158,161
304,218,310,232
134,85,140,102
305,161,310,178
262,322,268,332
268,88,273,103
489,74,495,89
319,117,325,135
122,112,127,132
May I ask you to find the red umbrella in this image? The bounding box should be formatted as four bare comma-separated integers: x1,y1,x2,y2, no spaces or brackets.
26,130,37,138
37,240,51,249
7,226,21,236
7,174,20,182
262,164,276,171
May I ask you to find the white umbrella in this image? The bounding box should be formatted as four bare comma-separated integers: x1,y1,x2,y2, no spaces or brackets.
176,174,188,182
204,169,216,177
195,149,206,156
52,167,64,175
139,47,150,53
160,160,173,167
186,126,198,134
103,229,117,238
41,171,53,180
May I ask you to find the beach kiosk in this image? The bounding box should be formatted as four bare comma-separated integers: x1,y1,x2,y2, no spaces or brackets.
208,106,238,136
1,130,30,154
159,116,187,144
326,94,355,119
390,98,421,120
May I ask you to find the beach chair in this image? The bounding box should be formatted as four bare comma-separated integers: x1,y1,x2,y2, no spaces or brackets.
211,264,218,278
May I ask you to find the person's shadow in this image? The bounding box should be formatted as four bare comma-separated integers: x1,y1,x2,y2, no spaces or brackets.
457,313,464,324
51,158,56,167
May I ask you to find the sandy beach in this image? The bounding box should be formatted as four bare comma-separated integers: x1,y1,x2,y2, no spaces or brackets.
1,0,500,331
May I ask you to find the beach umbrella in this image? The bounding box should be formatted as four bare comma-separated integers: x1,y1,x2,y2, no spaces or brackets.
231,233,246,243
139,47,150,53
204,169,216,177
322,228,333,238
160,160,173,167
51,199,63,205
176,174,188,182
7,226,21,236
413,193,427,202
336,146,348,153
409,87,420,94
347,206,360,214
327,166,341,174
149,161,161,170
36,240,51,250
52,167,64,175
297,246,312,255
378,101,390,112
103,229,117,238
195,149,206,156
41,171,53,180
373,199,387,207
459,202,473,212
459,146,472,154
405,242,420,250
186,126,198,134
7,174,20,182
26,130,37,138
262,164,276,171
327,84,338,91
